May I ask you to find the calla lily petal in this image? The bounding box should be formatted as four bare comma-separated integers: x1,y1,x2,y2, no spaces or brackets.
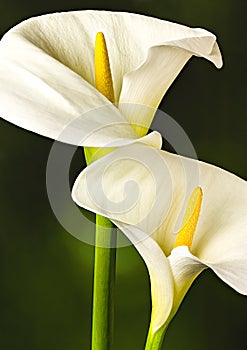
72,143,189,252
119,34,222,134
0,38,135,146
168,246,207,309
190,158,247,258
0,11,222,142
186,155,247,295
114,223,174,332
0,38,163,147
72,143,247,260
169,245,247,312
150,151,247,263
72,143,172,228
207,259,247,295
114,227,206,330
72,142,247,328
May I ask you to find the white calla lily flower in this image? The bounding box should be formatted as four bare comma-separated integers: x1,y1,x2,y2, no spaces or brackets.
1,10,234,346
0,10,222,143
72,142,247,334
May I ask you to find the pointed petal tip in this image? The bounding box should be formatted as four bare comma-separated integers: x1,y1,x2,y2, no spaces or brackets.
207,259,247,297
208,39,223,69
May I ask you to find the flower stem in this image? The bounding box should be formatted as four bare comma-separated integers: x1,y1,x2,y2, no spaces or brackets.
145,323,168,350
91,214,116,350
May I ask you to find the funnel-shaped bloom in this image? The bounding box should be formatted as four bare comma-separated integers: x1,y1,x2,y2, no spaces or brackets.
0,10,231,337
0,10,222,143
72,142,247,333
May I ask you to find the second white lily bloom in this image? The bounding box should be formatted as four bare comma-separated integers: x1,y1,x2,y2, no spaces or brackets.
72,141,247,333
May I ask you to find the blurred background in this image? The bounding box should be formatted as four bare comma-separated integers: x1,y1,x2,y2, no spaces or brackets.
0,0,246,349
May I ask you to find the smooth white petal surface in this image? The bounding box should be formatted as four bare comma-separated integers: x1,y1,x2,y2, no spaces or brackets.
72,143,189,252
153,152,247,296
0,35,162,147
0,41,133,146
113,223,174,332
190,160,247,259
207,259,247,295
3,11,221,100
168,246,206,309
119,34,222,133
72,143,174,230
72,142,247,295
0,11,222,141
188,157,247,295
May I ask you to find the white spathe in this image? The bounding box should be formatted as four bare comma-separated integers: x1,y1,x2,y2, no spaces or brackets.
72,142,247,332
1,10,238,335
0,11,222,144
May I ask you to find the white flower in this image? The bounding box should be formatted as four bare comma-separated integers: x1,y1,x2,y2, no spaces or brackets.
0,10,232,338
0,10,222,144
72,142,247,334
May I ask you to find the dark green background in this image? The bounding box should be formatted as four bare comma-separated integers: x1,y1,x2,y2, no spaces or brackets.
1,0,246,349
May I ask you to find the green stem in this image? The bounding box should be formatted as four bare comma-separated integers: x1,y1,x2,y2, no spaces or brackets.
145,323,169,350
91,214,116,350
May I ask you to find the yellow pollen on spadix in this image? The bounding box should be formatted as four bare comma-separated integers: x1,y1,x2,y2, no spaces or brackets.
94,32,115,103
174,187,203,249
